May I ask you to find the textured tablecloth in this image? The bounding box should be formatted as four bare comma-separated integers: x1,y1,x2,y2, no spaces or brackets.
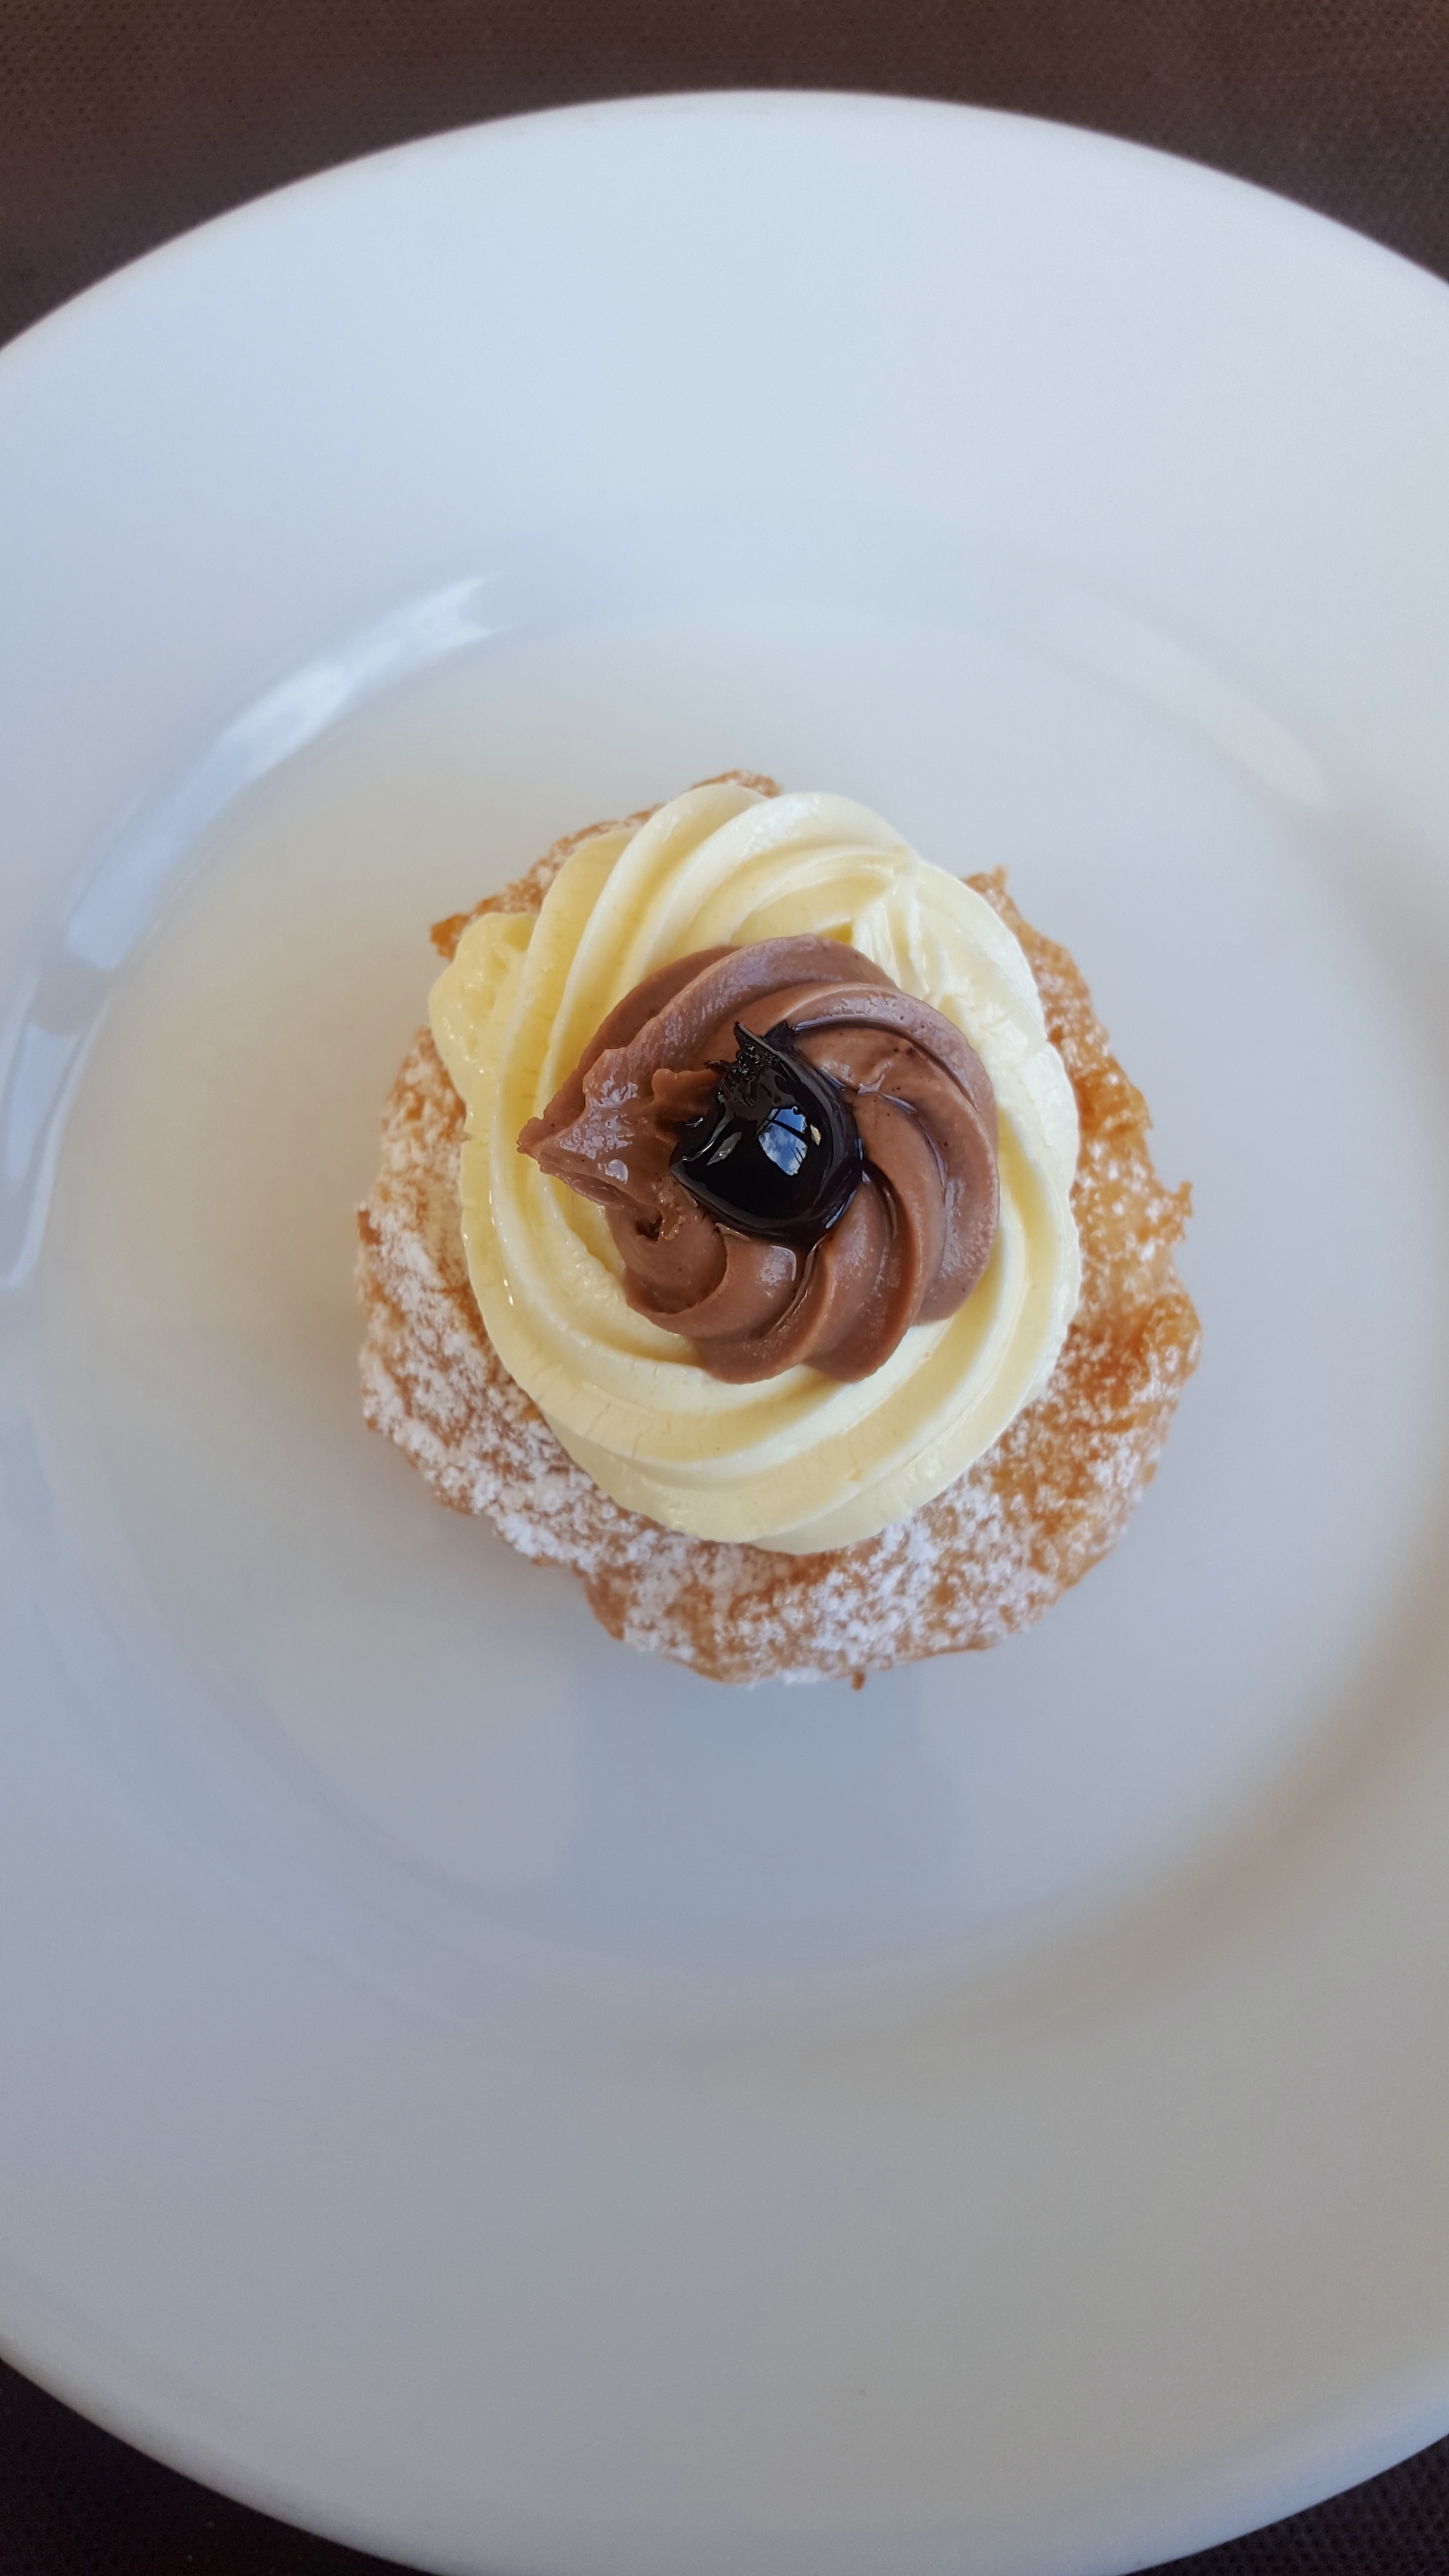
2,3,1449,2570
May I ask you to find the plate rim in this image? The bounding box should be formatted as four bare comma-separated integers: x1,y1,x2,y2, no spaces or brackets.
4,85,1449,2576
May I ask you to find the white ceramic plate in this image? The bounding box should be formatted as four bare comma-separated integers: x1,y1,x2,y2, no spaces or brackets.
3,92,1449,2576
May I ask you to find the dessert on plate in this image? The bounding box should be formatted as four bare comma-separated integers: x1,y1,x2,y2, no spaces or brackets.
357,774,1199,1683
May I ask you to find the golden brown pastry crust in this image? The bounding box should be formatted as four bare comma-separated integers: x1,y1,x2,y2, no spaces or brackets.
357,818,1200,1684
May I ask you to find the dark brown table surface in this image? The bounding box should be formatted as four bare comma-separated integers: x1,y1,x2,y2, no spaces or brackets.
3,4,1449,2571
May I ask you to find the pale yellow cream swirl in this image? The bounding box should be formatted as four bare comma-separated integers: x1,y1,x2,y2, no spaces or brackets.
429,782,1080,1551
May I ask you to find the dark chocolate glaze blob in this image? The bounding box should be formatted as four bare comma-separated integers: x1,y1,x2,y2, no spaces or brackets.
670,1022,863,1247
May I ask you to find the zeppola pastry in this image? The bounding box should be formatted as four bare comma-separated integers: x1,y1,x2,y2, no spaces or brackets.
357,774,1200,1682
